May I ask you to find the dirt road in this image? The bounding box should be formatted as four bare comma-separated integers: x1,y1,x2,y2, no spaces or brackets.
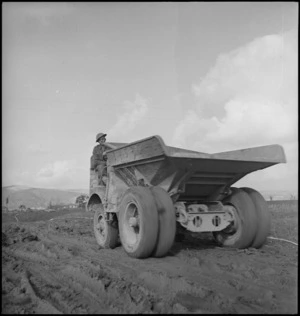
2,210,297,314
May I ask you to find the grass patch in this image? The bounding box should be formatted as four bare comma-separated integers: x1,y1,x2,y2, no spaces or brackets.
267,200,298,243
2,208,87,223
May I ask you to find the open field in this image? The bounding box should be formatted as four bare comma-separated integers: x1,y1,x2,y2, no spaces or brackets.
2,208,85,224
268,200,298,244
2,200,298,314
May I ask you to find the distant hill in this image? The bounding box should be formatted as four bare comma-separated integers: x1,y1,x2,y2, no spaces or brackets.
2,186,89,210
65,188,89,195
3,185,31,192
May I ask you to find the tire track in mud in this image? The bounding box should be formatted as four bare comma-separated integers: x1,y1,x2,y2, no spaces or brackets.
24,265,117,314
2,220,161,313
39,224,222,313
40,232,284,314
2,215,298,314
3,245,161,313
79,246,275,314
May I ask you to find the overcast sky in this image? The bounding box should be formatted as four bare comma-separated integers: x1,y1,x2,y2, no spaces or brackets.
2,2,298,192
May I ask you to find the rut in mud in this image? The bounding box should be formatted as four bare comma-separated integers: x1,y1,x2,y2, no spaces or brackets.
2,209,297,314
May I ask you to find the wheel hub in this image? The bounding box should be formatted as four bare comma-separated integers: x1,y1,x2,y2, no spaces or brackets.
222,205,238,234
129,217,139,227
123,202,141,245
96,216,106,237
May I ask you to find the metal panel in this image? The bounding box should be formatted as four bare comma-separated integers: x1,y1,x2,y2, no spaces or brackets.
106,136,167,167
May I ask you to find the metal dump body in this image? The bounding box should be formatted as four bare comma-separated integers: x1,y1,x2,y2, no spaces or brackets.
105,135,286,202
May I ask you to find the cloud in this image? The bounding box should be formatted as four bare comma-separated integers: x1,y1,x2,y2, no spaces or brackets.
21,2,74,18
37,160,76,179
172,29,298,154
2,160,88,190
28,144,50,155
108,94,149,140
34,160,88,189
4,2,75,26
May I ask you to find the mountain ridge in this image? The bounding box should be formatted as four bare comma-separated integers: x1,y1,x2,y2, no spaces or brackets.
2,186,89,210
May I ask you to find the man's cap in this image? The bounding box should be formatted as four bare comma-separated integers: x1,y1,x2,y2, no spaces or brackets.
96,133,107,142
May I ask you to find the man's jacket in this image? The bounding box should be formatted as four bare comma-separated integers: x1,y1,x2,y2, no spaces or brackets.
91,144,106,170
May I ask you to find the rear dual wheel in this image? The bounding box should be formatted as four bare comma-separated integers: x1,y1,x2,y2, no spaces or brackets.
213,187,270,249
213,188,257,248
118,186,176,258
241,187,270,248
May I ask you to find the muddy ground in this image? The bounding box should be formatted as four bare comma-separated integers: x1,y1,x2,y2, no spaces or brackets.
2,203,298,314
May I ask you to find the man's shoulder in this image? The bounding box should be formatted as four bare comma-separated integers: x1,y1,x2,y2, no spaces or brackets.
93,144,105,151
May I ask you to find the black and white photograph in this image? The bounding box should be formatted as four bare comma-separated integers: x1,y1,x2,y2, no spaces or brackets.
2,2,298,314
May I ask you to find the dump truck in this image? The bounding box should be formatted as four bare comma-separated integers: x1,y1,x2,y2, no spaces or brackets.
87,135,286,259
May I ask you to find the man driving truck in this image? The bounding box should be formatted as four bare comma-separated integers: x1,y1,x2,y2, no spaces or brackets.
91,132,108,186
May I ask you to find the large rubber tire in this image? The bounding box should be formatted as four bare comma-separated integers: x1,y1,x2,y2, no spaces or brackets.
118,187,158,259
150,187,176,257
93,204,119,249
213,188,258,249
241,187,271,248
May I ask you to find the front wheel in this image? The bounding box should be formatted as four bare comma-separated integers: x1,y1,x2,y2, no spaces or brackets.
118,187,158,259
93,204,119,249
213,188,258,249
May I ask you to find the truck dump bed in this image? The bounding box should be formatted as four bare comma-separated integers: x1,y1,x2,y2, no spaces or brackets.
106,135,286,201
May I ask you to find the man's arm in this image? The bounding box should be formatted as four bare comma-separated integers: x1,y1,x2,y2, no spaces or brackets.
92,144,99,155
104,143,117,150
102,143,117,161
